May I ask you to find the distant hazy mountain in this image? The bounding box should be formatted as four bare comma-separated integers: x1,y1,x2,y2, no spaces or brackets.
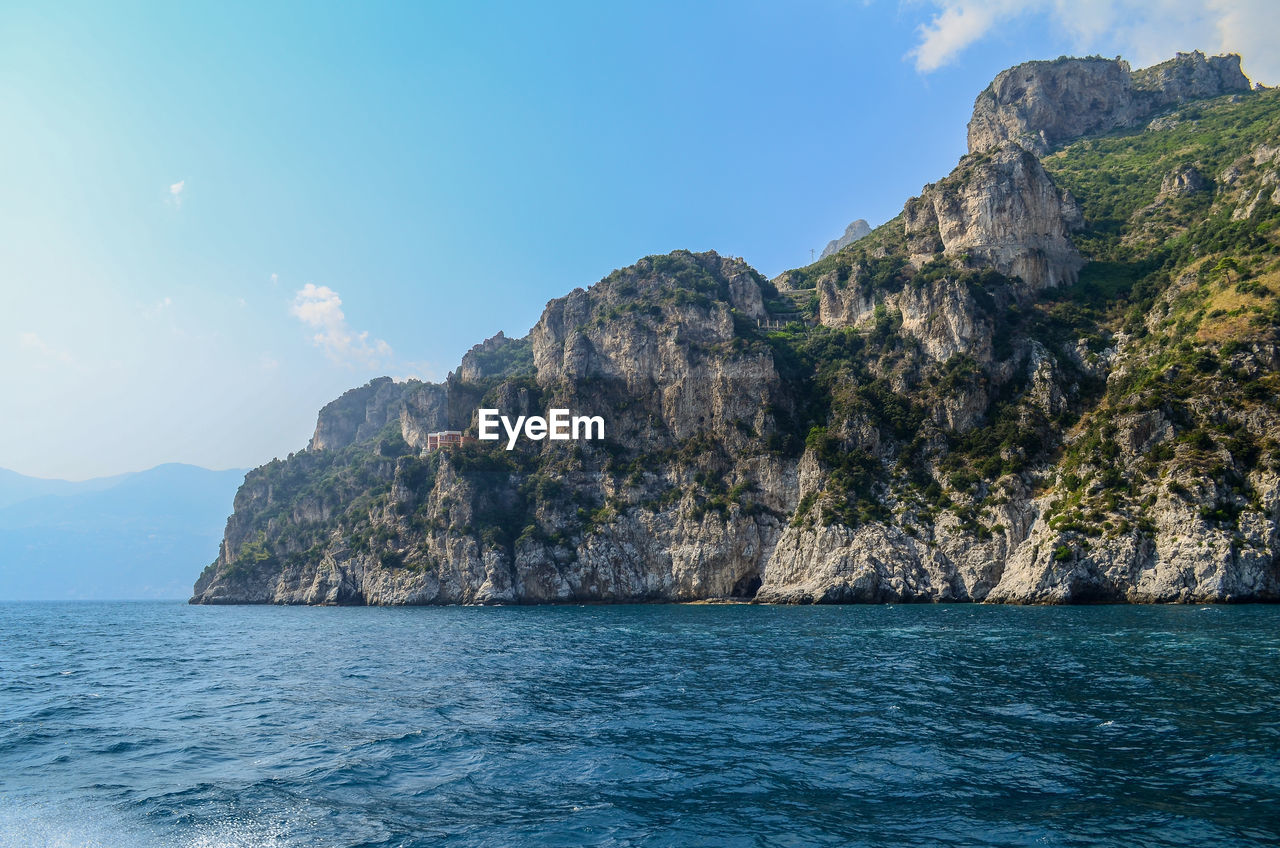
818,218,871,259
0,467,129,510
0,464,245,600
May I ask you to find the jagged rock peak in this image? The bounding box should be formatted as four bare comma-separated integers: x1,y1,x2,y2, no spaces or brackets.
456,331,517,383
308,377,449,454
819,219,871,259
968,51,1251,156
531,249,767,390
903,142,1084,293
308,377,403,452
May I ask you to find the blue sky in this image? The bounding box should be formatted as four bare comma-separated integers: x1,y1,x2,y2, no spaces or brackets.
2,0,1276,479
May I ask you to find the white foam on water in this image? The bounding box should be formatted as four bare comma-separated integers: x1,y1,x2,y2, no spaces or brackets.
0,799,297,848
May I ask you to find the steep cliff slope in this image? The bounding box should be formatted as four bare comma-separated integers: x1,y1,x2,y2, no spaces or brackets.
193,53,1280,605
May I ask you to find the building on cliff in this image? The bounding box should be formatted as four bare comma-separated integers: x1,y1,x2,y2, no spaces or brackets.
425,431,471,451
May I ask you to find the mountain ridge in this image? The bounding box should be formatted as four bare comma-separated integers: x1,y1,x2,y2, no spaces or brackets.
192,51,1280,606
1,464,246,600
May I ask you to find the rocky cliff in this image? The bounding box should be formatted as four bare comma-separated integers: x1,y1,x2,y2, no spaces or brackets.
968,52,1251,156
903,143,1084,292
193,52,1280,606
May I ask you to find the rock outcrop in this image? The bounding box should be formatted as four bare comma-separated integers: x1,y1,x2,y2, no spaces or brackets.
968,52,1251,156
309,378,448,452
903,143,1084,292
1159,164,1210,198
820,219,872,259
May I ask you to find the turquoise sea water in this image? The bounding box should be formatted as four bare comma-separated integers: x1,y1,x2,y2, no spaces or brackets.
1,601,1277,847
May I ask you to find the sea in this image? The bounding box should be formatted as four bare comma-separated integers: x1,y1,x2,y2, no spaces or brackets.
1,601,1277,847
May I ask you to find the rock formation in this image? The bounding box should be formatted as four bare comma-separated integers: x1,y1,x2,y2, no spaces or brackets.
968,52,1251,156
1159,164,1210,199
820,219,872,259
903,143,1084,292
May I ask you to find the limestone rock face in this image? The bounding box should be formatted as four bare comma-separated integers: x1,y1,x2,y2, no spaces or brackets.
531,252,772,443
1223,143,1280,218
309,378,449,453
457,331,519,383
903,143,1084,292
309,378,399,452
815,272,994,371
1133,51,1252,103
819,219,872,259
816,275,876,328
968,52,1250,155
988,480,1280,604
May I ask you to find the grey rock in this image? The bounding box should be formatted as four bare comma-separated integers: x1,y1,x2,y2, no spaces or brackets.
903,143,1084,293
968,52,1251,156
819,219,872,259
1159,164,1210,198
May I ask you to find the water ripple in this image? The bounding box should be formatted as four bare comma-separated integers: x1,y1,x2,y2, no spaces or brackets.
0,602,1277,847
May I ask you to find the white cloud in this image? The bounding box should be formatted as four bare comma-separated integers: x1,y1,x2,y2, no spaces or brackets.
1208,0,1279,82
18,331,76,366
141,296,173,319
269,272,279,286
909,0,1020,73
908,0,1280,82
290,283,392,368
168,179,185,208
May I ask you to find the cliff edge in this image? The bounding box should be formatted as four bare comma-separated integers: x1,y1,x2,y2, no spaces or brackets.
968,51,1251,156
